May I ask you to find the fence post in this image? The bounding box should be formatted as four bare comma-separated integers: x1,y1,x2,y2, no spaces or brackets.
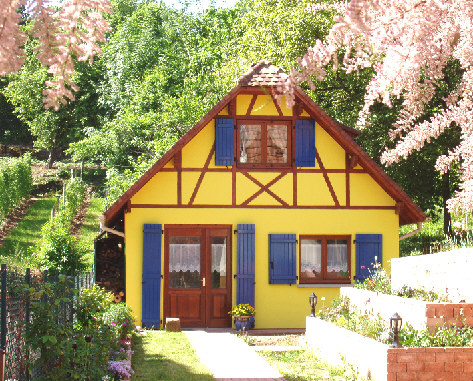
25,268,31,381
0,264,6,381
1,264,6,351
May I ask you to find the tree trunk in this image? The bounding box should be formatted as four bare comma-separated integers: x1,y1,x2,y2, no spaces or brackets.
443,171,452,237
47,147,56,169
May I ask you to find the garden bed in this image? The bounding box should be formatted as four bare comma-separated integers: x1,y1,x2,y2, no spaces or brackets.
306,317,473,381
341,288,473,332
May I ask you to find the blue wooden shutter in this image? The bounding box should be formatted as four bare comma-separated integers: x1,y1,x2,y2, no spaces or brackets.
236,224,255,307
268,234,297,284
295,119,315,167
215,118,234,166
355,234,382,282
142,224,162,328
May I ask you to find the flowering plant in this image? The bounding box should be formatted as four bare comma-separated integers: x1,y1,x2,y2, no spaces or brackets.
229,304,255,317
104,303,135,340
108,360,134,380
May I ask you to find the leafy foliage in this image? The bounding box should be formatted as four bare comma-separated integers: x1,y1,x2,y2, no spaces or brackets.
36,178,87,275
400,323,473,348
103,303,135,340
354,261,448,302
0,154,32,223
17,275,115,380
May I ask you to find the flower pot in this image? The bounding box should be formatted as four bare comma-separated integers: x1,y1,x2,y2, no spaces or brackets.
234,316,254,332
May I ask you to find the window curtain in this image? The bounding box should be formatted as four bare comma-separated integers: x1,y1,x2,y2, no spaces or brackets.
301,241,321,274
327,240,348,272
211,244,226,275
169,244,200,272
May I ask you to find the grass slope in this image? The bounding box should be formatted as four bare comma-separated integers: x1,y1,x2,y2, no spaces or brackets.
79,197,104,267
131,332,213,381
0,197,55,263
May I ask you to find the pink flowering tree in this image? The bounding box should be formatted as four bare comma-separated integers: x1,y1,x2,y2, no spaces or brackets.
282,0,473,214
0,0,111,110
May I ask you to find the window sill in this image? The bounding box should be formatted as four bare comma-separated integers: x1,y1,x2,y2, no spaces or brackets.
297,283,353,288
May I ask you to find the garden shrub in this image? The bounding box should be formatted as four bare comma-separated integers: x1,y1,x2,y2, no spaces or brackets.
18,275,115,380
76,285,114,327
35,178,87,275
0,154,32,222
104,303,135,340
36,226,87,275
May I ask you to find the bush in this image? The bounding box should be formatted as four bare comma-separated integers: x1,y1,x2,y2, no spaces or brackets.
76,285,114,328
104,303,135,340
35,178,87,275
36,226,87,275
0,154,32,222
18,275,115,380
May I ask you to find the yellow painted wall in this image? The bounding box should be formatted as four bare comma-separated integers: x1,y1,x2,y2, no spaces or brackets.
124,92,402,329
125,208,399,329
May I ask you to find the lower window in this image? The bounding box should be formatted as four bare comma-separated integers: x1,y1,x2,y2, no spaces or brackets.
299,235,351,283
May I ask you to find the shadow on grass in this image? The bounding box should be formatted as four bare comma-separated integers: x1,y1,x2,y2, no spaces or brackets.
131,332,214,381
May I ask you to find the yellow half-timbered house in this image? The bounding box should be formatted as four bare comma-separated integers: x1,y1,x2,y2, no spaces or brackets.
100,61,426,329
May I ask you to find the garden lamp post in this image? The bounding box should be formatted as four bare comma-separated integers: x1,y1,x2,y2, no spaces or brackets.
390,312,403,348
309,292,317,317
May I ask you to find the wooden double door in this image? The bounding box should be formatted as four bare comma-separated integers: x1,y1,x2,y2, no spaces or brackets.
163,225,232,328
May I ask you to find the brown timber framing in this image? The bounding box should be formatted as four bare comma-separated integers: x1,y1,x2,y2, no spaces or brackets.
240,172,288,207
314,148,340,206
130,203,397,210
345,152,350,207
246,94,258,115
103,79,426,227
188,145,215,205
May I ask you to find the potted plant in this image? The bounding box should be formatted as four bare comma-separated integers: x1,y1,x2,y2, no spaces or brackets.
229,304,255,332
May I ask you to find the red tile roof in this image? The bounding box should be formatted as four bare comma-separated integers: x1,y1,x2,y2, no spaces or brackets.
238,60,288,87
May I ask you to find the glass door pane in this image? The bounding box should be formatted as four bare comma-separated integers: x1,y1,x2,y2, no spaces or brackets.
211,237,226,288
169,236,201,288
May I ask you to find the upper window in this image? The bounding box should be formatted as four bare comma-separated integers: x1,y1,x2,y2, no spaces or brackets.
238,121,291,167
299,235,351,284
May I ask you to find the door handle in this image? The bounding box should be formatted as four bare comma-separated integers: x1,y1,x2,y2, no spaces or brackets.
201,277,206,287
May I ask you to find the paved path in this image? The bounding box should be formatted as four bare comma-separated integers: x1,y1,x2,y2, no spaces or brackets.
185,330,287,381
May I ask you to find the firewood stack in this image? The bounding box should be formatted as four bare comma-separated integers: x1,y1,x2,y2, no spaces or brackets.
95,235,126,302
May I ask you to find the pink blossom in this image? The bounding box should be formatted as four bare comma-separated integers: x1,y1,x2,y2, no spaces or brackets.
0,0,111,109
281,0,473,214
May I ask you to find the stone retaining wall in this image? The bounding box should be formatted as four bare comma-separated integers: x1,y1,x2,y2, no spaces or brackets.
388,347,473,381
306,317,473,381
391,248,473,302
341,288,473,332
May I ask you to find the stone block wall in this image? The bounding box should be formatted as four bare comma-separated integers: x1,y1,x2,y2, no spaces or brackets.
341,288,473,332
387,347,473,381
391,248,473,302
306,316,473,381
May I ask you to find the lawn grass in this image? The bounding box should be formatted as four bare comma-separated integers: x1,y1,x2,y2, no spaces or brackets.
0,197,55,265
260,349,364,381
131,331,213,381
79,197,104,267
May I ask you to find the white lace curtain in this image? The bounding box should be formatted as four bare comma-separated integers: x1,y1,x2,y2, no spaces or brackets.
211,244,226,275
169,244,200,272
327,242,348,272
301,242,322,273
301,241,348,273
